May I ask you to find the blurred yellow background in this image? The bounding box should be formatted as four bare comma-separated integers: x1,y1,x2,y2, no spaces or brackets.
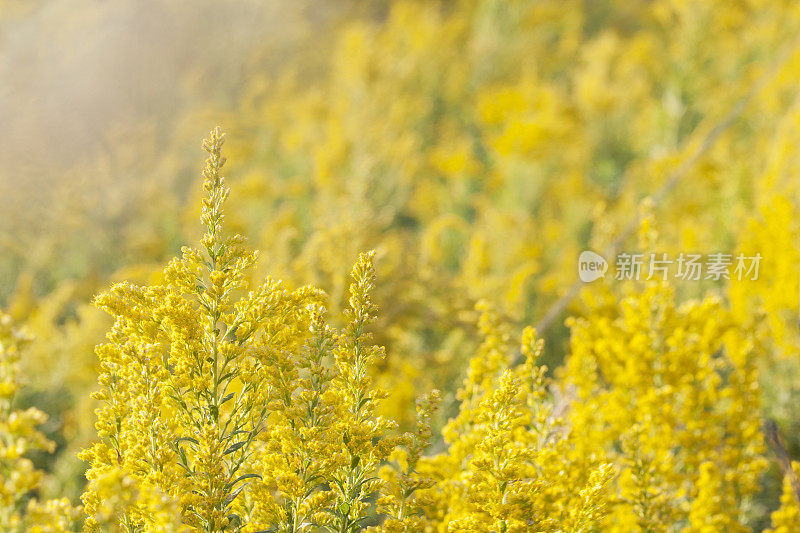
3,0,800,529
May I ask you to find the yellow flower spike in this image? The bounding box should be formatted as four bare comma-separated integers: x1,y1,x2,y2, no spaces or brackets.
418,303,612,531
82,130,408,533
82,129,332,532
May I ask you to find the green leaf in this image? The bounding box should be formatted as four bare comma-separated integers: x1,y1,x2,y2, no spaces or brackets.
224,483,247,506
177,446,188,467
224,429,250,442
224,441,247,455
225,473,261,489
226,513,242,527
218,371,236,383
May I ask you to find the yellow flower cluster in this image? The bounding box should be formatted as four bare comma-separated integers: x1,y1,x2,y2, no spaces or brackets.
564,279,767,530
79,129,622,531
374,389,440,533
0,312,80,531
7,1,800,529
418,305,613,532
80,130,403,532
766,461,800,533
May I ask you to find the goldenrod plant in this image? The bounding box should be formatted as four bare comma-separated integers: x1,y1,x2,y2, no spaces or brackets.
565,281,767,530
418,304,613,532
80,128,621,531
372,389,440,533
562,220,768,530
0,312,80,531
766,461,800,533
7,1,800,530
80,129,400,532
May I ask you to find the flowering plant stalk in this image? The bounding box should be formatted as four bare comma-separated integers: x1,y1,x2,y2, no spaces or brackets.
81,128,400,532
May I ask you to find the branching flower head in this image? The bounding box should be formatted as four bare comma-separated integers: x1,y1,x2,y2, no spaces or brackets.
82,128,402,533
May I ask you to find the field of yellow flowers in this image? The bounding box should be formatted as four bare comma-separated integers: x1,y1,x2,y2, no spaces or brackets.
4,0,800,531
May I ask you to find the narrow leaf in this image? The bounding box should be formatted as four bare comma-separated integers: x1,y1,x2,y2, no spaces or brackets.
224,440,247,455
